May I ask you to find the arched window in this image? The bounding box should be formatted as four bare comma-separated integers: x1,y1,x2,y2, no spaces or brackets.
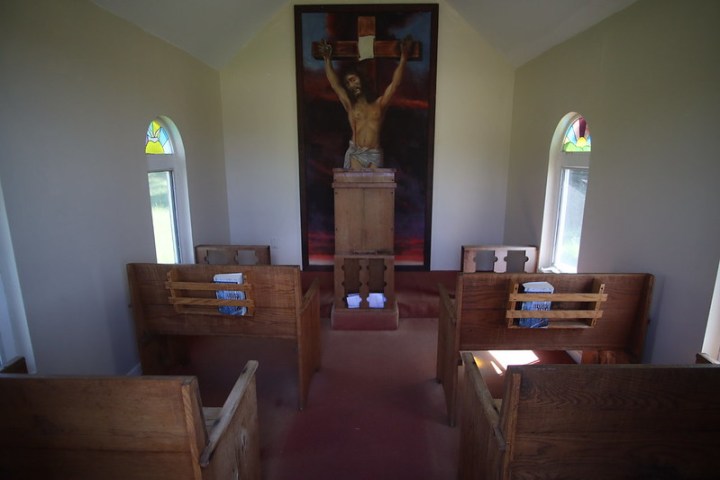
539,114,592,273
145,117,193,264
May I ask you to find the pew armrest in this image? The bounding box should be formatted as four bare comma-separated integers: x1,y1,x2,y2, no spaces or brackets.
438,283,456,326
301,278,320,314
461,352,505,448
200,360,260,477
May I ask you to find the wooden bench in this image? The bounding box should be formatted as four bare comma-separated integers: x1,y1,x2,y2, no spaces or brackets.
195,244,271,265
127,263,321,409
438,272,654,425
0,361,261,479
461,245,538,273
459,352,720,479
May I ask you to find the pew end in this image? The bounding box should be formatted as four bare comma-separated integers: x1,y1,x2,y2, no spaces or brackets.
0,361,261,479
127,263,321,410
438,272,654,425
460,352,720,479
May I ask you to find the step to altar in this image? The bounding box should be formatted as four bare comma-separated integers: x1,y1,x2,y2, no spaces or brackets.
330,303,399,330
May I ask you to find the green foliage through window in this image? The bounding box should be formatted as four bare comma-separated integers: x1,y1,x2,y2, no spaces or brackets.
147,171,179,263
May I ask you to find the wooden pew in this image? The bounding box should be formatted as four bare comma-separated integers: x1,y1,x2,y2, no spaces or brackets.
461,245,537,273
127,263,321,410
0,361,261,480
195,244,271,266
459,352,720,479
438,272,654,425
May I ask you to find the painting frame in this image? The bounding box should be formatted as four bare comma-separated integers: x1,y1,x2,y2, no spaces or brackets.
294,3,438,271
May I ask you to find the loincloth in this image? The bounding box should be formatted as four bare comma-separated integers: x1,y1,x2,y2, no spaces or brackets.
344,141,383,169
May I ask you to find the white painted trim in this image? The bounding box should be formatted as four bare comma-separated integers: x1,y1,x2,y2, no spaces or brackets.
702,259,720,360
0,179,36,372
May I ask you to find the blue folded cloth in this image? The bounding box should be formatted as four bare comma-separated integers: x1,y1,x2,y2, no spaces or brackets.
519,281,553,328
214,273,247,316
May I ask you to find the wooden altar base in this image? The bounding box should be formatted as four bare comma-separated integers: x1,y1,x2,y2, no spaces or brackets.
330,302,399,331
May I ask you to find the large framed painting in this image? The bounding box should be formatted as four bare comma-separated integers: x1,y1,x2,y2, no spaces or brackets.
294,4,438,270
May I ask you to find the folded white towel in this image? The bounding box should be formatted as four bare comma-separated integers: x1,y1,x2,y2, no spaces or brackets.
346,292,386,309
368,292,386,309
346,293,361,309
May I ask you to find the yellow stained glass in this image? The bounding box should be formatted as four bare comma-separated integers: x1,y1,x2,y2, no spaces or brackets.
145,119,173,154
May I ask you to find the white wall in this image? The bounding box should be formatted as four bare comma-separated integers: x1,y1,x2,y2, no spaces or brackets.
0,0,229,374
504,0,720,363
220,0,516,269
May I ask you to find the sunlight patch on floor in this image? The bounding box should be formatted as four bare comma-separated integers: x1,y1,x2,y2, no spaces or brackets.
473,350,540,375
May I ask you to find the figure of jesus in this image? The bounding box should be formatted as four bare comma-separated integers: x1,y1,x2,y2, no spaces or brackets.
319,36,412,169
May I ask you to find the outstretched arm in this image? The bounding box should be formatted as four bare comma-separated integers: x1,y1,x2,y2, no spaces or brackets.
320,40,352,112
378,36,412,109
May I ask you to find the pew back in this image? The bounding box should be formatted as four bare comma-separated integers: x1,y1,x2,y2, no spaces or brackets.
461,245,537,273
195,244,271,266
460,352,720,479
456,272,653,355
0,361,260,480
127,263,321,409
438,272,654,425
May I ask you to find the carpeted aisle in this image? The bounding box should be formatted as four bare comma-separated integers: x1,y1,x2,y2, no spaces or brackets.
179,316,459,480
264,317,458,480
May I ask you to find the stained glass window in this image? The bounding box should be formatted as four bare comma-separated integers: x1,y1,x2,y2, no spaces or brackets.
562,116,591,152
145,120,174,154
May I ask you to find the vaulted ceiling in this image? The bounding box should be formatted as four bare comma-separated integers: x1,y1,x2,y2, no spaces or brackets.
92,0,637,69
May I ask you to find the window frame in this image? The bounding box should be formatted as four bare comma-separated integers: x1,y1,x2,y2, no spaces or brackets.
551,160,589,273
539,113,591,273
145,117,194,264
147,169,181,264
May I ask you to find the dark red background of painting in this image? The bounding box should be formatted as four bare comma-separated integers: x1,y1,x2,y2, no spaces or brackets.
295,6,437,270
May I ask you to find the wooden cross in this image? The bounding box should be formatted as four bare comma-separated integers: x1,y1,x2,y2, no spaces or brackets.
311,16,421,61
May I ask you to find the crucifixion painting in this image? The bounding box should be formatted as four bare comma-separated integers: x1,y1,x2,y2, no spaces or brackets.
295,4,438,270
315,15,420,170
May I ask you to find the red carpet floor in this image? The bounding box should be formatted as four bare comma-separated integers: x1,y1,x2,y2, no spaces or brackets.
180,317,458,480
267,317,457,479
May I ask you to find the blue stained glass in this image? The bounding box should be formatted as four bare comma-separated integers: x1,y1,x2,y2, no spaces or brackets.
146,119,173,154
562,117,591,152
